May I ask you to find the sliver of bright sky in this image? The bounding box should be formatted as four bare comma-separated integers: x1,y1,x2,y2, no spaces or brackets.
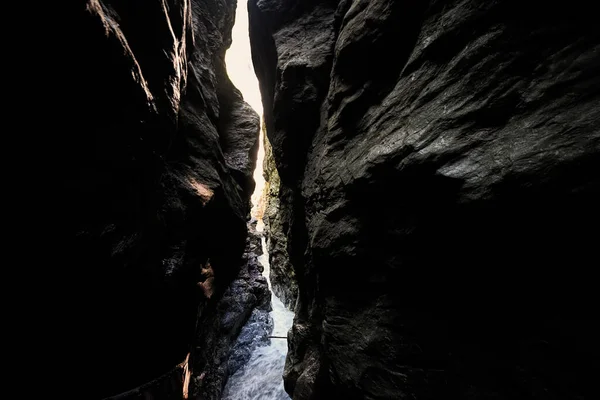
225,0,265,217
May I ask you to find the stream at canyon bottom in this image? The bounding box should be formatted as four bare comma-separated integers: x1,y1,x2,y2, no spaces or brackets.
222,222,294,400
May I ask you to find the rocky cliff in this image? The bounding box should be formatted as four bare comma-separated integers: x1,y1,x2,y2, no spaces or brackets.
263,129,299,310
191,221,272,399
250,0,600,399
34,1,263,398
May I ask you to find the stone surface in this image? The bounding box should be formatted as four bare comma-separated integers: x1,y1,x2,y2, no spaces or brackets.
191,221,271,399
250,0,600,399
263,131,299,310
226,306,274,377
30,1,260,398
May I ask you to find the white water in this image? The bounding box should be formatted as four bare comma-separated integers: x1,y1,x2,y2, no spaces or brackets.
222,221,294,400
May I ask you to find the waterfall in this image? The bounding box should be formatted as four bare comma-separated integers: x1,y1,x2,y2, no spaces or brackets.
222,221,294,400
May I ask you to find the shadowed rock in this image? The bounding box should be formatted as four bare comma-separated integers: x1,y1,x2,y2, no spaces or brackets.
250,0,600,399
30,1,260,398
263,132,299,310
191,221,271,399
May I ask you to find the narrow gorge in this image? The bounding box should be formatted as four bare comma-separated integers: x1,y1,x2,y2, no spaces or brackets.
33,1,599,399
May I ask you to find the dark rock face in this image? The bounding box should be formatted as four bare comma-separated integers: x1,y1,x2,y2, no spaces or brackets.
263,133,299,310
34,1,260,398
191,221,271,399
250,1,600,399
102,366,187,400
226,305,273,377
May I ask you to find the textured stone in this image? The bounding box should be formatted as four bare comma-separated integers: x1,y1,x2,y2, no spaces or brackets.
263,131,299,310
250,0,600,399
191,221,271,399
226,307,274,377
31,1,260,398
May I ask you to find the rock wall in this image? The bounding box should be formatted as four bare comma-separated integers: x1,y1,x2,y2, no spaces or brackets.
191,221,271,399
33,1,262,398
250,1,600,399
263,129,299,310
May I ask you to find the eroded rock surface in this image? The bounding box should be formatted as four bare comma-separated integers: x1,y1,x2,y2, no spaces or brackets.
37,1,260,398
250,0,600,399
191,221,271,399
263,132,299,310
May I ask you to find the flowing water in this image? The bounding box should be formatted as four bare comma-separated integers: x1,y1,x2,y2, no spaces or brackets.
222,222,294,400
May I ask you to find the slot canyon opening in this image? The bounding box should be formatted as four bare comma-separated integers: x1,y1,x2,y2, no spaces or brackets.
223,0,266,220
221,2,294,399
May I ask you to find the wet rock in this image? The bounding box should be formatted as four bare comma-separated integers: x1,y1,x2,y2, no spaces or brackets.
263,134,299,310
191,221,272,399
227,307,274,376
250,0,600,399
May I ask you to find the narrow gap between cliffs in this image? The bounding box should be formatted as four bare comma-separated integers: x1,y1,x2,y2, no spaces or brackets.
220,2,294,399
